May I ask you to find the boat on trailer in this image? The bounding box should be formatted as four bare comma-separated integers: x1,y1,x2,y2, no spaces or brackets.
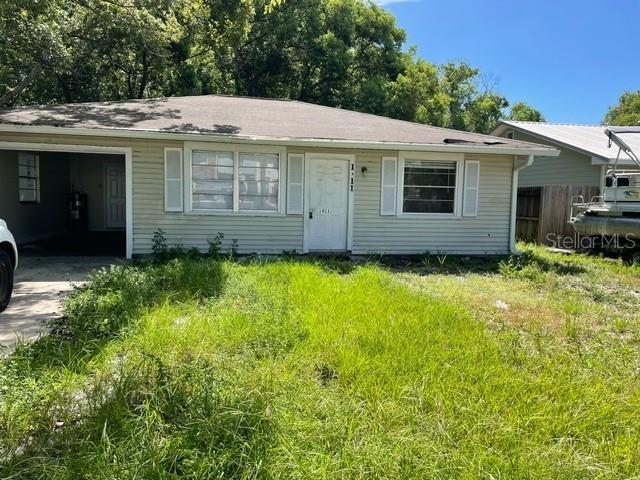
570,127,640,254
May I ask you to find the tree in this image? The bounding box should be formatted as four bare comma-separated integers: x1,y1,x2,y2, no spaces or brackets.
0,0,278,106
0,0,534,135
464,92,509,134
384,60,509,133
0,0,67,106
227,0,405,113
604,90,640,126
385,55,446,125
507,102,544,122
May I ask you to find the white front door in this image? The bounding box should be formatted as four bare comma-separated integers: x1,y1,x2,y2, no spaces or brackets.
105,162,126,229
307,156,350,251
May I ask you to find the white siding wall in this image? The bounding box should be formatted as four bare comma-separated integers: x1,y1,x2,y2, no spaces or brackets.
351,152,513,254
132,141,302,254
0,132,515,255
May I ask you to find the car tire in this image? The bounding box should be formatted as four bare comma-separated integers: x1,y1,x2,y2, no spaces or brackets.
0,250,13,312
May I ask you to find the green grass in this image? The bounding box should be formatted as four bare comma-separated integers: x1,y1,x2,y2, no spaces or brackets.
1,245,640,478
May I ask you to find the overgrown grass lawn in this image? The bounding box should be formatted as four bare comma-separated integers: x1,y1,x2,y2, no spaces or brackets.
2,246,640,478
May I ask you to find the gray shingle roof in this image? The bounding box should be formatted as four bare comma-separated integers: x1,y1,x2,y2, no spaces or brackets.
0,95,554,153
495,120,631,162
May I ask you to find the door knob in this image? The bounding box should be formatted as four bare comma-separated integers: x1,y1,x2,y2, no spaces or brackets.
309,210,313,219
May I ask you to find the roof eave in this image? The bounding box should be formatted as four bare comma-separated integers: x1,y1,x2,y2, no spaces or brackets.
0,123,559,157
490,122,510,137
493,120,617,161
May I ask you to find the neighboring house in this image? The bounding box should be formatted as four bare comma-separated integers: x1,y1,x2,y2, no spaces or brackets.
491,121,636,244
0,95,556,258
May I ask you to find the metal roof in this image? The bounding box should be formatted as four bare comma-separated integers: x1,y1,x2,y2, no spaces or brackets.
493,120,632,163
0,95,556,154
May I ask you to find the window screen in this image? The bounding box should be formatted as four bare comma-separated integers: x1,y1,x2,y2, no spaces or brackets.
402,160,456,214
192,150,234,210
238,153,279,211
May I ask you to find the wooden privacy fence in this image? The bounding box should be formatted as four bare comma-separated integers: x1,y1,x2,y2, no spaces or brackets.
516,185,600,245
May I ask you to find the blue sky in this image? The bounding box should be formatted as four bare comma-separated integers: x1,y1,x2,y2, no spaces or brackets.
381,0,640,124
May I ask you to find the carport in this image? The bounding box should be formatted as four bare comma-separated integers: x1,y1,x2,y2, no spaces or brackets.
0,142,132,258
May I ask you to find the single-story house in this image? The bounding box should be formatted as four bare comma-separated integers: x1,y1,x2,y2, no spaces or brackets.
491,121,636,243
0,95,557,258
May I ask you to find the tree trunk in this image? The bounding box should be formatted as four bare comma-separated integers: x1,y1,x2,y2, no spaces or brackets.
137,51,149,98
0,64,43,107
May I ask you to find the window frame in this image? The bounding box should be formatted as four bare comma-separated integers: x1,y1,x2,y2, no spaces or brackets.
184,142,286,216
505,130,515,140
18,152,40,204
397,151,464,218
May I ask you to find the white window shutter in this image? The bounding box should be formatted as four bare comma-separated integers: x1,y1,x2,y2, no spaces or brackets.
164,148,183,212
463,160,480,217
287,153,304,214
380,156,398,215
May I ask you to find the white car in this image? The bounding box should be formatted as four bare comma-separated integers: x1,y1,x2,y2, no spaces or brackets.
0,219,18,312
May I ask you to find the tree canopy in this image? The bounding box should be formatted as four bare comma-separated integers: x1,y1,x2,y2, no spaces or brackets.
604,90,640,126
507,102,545,122
0,0,542,133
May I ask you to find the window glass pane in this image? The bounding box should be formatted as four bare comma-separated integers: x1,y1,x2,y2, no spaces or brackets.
18,153,39,203
403,160,456,214
239,153,279,168
403,199,454,214
19,164,37,177
403,186,455,201
192,179,233,195
404,171,456,187
19,190,37,202
193,193,233,210
238,152,279,211
239,195,279,211
192,150,233,166
190,150,280,212
239,181,279,196
192,150,234,210
238,167,279,182
193,165,234,180
18,156,35,167
19,178,38,190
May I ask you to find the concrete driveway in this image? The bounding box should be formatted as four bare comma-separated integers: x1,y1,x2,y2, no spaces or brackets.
0,257,121,350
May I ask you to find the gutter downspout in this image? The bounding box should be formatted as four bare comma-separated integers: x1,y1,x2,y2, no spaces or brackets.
509,154,534,254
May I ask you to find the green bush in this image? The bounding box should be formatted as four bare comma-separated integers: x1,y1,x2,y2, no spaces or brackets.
63,259,225,339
